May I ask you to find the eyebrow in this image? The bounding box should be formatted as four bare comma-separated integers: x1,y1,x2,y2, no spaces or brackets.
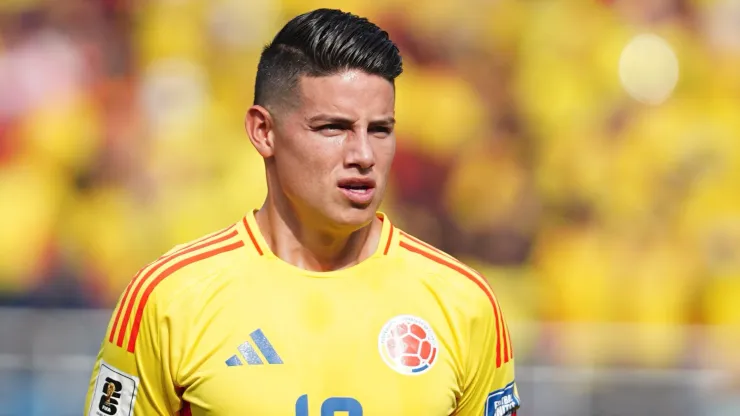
307,114,396,126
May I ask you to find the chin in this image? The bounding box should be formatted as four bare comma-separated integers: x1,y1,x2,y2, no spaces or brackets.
329,205,377,230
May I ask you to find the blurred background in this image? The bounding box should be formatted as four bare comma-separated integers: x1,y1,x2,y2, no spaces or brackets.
1,0,739,414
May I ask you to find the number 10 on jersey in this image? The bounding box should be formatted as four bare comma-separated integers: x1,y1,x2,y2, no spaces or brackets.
295,394,363,415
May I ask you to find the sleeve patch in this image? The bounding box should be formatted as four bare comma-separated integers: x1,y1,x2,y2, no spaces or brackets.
88,360,140,416
484,381,520,416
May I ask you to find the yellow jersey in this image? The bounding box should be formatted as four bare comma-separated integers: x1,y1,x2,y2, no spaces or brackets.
85,211,519,416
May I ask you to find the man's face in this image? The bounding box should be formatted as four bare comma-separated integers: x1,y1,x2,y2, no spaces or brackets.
271,70,396,229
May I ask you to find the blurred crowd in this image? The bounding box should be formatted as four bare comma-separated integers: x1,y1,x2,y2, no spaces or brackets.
1,0,740,371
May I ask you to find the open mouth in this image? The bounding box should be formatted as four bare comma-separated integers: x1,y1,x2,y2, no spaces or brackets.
338,178,376,204
339,184,372,193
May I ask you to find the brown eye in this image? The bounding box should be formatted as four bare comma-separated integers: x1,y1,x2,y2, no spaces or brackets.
316,124,343,135
369,126,392,137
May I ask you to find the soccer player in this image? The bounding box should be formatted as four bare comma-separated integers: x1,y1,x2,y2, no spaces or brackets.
85,8,519,416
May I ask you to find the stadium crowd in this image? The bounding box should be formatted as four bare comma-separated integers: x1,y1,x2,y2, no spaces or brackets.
1,0,739,374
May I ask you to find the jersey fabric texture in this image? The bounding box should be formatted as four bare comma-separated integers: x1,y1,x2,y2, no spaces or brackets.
85,211,520,416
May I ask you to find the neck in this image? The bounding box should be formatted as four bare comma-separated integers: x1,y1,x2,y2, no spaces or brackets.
254,197,382,272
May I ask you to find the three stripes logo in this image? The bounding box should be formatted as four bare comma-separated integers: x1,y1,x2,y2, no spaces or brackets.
226,329,283,366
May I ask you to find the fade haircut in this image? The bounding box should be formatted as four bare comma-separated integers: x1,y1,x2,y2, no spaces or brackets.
254,9,403,110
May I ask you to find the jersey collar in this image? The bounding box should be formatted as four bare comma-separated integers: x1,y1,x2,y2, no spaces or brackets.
239,209,397,267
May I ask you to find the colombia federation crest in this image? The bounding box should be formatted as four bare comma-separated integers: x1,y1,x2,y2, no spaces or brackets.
378,315,439,375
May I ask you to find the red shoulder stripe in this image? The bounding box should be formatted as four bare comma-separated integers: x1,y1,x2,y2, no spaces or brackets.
399,241,503,368
460,257,512,364
383,223,395,255
127,240,244,352
501,315,510,363
400,233,498,296
161,224,237,260
115,229,239,348
399,231,459,263
108,272,140,343
108,225,236,343
400,235,512,363
504,319,513,362
243,217,263,256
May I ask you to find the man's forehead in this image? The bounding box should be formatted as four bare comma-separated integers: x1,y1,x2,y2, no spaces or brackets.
297,70,395,113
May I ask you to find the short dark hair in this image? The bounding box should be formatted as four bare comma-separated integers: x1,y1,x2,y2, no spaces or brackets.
254,9,403,109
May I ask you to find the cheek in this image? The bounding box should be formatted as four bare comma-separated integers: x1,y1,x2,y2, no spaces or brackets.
276,137,337,188
375,138,397,172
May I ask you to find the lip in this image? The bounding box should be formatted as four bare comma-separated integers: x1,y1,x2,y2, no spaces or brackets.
339,186,376,205
338,177,377,206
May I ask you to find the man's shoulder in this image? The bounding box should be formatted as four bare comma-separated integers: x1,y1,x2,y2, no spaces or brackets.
121,222,248,305
395,229,475,275
105,223,249,353
395,229,497,308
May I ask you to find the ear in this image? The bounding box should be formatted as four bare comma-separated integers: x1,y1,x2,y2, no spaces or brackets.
245,105,276,158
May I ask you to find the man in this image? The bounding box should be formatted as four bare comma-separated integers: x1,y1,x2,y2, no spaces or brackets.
85,8,519,416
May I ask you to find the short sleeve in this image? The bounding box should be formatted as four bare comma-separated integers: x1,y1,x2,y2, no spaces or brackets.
85,287,179,416
455,290,520,416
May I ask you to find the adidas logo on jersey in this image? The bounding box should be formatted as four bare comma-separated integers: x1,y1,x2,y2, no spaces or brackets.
226,329,283,366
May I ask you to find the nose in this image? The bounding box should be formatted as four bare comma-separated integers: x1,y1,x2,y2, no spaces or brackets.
344,130,375,171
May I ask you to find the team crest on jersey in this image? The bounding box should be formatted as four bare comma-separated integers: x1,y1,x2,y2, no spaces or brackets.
378,315,438,375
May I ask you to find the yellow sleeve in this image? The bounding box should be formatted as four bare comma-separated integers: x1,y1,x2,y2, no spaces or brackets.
455,292,521,416
84,288,180,416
